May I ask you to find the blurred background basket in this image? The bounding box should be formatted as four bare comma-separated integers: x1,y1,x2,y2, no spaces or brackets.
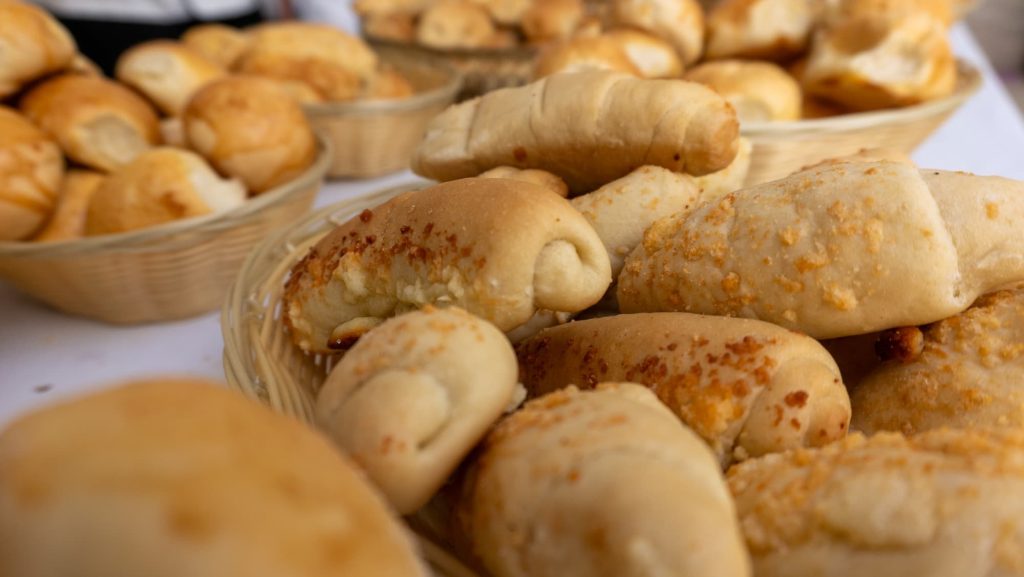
304,47,461,179
742,60,982,186
0,135,332,325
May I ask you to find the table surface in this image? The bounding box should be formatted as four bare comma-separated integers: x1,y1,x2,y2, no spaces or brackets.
2,25,1023,428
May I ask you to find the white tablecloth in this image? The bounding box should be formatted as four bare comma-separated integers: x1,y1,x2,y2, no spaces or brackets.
2,25,1023,428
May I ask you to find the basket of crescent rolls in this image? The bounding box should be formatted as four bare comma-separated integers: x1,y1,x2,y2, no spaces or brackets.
223,66,1024,576
0,1,333,323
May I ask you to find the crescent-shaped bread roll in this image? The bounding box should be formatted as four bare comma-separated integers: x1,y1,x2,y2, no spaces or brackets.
692,136,752,198
852,284,1024,435
412,71,740,193
705,0,814,61
455,384,751,577
0,379,428,577
685,60,802,123
181,23,251,69
283,178,611,353
619,161,1024,340
532,36,640,80
516,313,850,464
33,169,105,242
317,306,518,514
115,40,226,116
19,74,160,173
0,1,76,98
608,0,705,65
571,165,701,277
0,105,63,241
728,428,1024,577
416,0,496,49
478,166,569,197
606,29,684,79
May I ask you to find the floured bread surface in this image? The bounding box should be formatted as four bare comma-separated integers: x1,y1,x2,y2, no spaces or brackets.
728,428,1024,577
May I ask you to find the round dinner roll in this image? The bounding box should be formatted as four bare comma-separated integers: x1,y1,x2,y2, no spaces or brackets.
607,29,684,78
416,0,496,49
181,23,251,69
20,74,160,173
0,378,429,577
0,1,76,98
243,22,378,82
705,0,815,61
608,0,705,65
0,105,63,241
85,147,246,236
183,76,318,195
115,40,226,117
522,0,586,44
685,59,801,122
532,35,640,79
33,169,105,242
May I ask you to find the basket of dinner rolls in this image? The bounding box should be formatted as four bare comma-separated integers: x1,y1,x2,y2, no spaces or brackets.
0,1,331,324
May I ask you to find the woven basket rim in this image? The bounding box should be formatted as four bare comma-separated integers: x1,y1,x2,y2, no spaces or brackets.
742,59,981,136
364,33,538,59
0,132,333,257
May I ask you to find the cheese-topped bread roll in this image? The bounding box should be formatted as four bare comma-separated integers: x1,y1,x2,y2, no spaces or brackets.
283,178,611,353
413,71,740,193
456,384,751,577
0,379,429,577
317,307,519,514
183,76,317,194
532,35,640,79
852,284,1024,435
85,148,246,235
0,1,76,98
0,105,63,241
478,166,569,197
619,162,1024,340
608,0,704,65
729,428,1024,577
115,41,226,116
705,0,814,61
516,313,850,464
181,23,250,69
607,29,684,78
522,0,585,43
33,169,104,242
417,0,496,49
685,60,801,122
20,74,160,174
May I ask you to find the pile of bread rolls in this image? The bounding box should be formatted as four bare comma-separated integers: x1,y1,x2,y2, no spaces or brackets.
0,1,323,243
528,0,961,124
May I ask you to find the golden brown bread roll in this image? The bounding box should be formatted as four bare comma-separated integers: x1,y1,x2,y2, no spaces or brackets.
0,105,63,242
181,23,251,69
608,0,705,65
705,0,815,61
33,169,104,242
532,35,640,79
685,60,802,122
363,68,415,100
728,428,1024,577
355,0,432,15
362,12,417,43
516,313,850,464
478,166,569,197
0,1,76,98
236,50,361,102
115,41,226,116
85,147,246,235
317,306,519,514
852,284,1024,435
282,178,612,353
473,0,531,25
606,29,684,78
456,384,751,577
20,74,160,173
822,0,954,27
692,135,752,197
521,0,586,43
416,0,496,49
183,75,317,194
0,378,429,577
413,71,740,193
619,161,1024,340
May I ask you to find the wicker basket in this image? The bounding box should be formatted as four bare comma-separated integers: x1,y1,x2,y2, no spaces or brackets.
304,48,461,179
741,60,982,186
0,135,332,325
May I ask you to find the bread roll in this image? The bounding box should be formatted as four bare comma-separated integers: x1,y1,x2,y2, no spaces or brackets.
413,71,740,193
478,166,569,197
355,0,431,15
685,60,801,122
822,0,954,27
282,178,611,353
362,12,417,42
33,170,104,242
236,51,360,103
20,74,160,173
608,0,705,65
0,378,428,577
181,23,251,69
607,29,684,78
692,136,752,198
728,428,1024,577
85,148,246,235
456,384,750,577
0,106,63,241
0,1,76,98
705,0,814,61
799,147,914,171
851,284,1024,435
522,0,585,43
532,36,640,79
317,306,518,514
572,166,701,276
473,0,531,25
183,76,317,194
364,68,415,100
115,41,226,116
416,0,496,49
517,313,850,463
619,161,1024,340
